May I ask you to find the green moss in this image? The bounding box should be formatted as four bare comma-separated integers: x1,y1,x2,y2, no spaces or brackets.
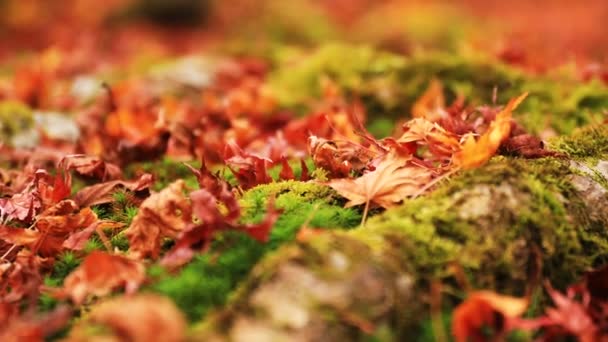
39,252,82,312
400,158,602,286
83,236,105,253
52,251,81,280
269,44,608,134
150,232,265,321
549,125,608,160
151,180,361,322
269,43,406,113
110,232,130,251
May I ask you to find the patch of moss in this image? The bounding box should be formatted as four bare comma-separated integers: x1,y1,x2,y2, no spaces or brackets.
83,235,105,253
150,232,265,321
38,252,82,312
269,44,608,135
390,157,603,285
549,125,608,160
268,43,406,113
151,180,361,322
52,251,81,280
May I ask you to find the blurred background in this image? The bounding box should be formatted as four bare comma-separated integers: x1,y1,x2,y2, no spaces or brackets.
1,0,608,73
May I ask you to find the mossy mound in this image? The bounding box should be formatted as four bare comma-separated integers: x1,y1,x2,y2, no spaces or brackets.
195,125,608,340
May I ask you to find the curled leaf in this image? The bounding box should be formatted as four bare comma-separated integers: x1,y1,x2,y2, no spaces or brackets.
455,93,528,169
125,180,192,259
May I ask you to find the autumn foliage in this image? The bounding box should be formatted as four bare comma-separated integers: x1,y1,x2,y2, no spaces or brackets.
0,0,607,341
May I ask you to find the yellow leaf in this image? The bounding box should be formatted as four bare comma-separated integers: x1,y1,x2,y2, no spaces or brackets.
455,92,528,169
412,79,445,121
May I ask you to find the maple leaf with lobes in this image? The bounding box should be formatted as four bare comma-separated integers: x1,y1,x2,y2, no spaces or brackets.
327,153,434,223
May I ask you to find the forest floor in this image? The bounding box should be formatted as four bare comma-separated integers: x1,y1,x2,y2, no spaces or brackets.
1,1,608,341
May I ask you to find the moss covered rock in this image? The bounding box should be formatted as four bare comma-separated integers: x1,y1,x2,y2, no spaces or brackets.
194,125,608,341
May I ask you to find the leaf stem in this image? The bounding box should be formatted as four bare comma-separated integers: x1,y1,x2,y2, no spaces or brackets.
360,200,371,227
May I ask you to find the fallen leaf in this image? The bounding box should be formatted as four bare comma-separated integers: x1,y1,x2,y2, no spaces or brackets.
162,197,281,267
125,180,192,259
63,220,124,251
0,305,71,342
61,251,145,305
452,291,528,342
224,142,272,189
327,153,434,209
66,294,186,342
58,154,122,181
0,202,97,257
33,205,97,257
71,173,152,208
412,78,446,121
455,93,528,169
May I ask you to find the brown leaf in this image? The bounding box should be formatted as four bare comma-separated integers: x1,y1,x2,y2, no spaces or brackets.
0,305,71,342
66,294,186,342
59,154,122,180
63,221,124,251
162,198,281,267
71,173,152,208
33,205,97,257
327,153,434,209
61,251,145,305
224,142,272,189
397,118,461,160
0,203,97,257
0,250,45,304
125,180,192,259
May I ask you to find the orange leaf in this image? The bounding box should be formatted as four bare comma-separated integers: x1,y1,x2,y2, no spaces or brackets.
455,93,528,169
61,251,145,305
452,291,528,342
67,294,186,342
412,79,445,121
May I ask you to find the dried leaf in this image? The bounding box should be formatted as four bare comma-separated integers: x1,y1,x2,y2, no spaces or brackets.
58,154,122,180
412,79,446,121
163,198,281,267
67,294,186,342
327,153,434,209
452,291,528,342
455,93,528,169
61,251,145,305
0,305,71,342
0,203,97,257
224,142,272,189
71,173,152,208
63,221,124,251
35,206,97,257
125,180,192,259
